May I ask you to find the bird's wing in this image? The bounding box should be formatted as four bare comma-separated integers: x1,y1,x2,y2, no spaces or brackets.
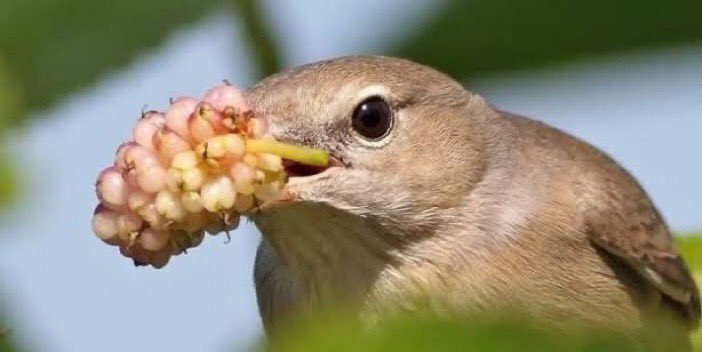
499,111,698,327
585,208,701,328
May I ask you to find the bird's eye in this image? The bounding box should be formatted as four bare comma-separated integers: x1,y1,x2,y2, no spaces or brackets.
351,96,393,140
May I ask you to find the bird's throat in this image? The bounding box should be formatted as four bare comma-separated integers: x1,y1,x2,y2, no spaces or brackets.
253,202,397,305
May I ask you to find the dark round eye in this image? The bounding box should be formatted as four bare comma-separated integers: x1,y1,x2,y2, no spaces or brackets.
351,96,393,140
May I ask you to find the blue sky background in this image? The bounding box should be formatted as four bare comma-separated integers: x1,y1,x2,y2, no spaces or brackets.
0,1,700,351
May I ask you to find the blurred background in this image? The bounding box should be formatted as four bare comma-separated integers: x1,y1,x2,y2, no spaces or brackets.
0,0,700,351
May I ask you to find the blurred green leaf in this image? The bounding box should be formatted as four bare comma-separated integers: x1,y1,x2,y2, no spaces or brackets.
676,235,702,352
234,0,282,79
677,235,702,271
0,329,16,352
394,0,702,79
0,155,16,210
0,335,17,352
0,56,22,210
0,309,18,352
0,57,23,132
0,0,232,115
265,312,691,352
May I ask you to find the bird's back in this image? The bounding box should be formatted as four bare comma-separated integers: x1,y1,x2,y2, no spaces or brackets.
496,111,700,331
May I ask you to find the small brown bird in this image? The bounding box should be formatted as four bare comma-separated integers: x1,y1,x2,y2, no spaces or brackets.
245,56,700,341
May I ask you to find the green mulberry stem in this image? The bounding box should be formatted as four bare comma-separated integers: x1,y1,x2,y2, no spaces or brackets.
246,139,328,167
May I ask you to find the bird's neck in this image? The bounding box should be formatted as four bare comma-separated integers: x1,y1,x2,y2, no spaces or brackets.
254,202,410,307
252,200,526,322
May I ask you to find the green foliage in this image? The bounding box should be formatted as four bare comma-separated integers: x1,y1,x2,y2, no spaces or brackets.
0,336,17,352
0,330,17,352
677,235,702,351
0,58,23,132
0,0,231,114
677,235,702,272
394,0,702,80
0,57,21,210
265,313,685,352
0,309,18,352
0,155,16,210
234,0,282,78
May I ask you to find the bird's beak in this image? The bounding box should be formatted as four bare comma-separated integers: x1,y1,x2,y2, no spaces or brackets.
258,156,343,210
281,156,345,178
249,113,345,211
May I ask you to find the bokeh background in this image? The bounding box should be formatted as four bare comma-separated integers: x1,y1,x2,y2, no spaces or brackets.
0,0,701,351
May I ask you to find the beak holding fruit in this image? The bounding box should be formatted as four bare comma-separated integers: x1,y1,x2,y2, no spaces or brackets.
246,138,346,211
91,83,333,268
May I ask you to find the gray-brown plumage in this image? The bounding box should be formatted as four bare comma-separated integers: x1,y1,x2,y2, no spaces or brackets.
244,56,700,341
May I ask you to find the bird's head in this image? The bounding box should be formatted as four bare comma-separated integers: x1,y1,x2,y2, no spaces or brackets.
245,56,498,292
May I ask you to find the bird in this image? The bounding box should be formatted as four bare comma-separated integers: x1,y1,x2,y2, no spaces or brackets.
244,56,700,342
